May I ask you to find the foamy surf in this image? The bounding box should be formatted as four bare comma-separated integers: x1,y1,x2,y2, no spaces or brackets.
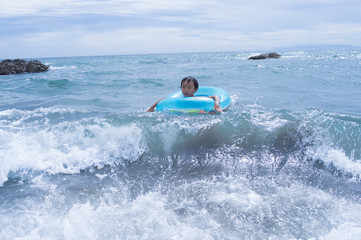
1,50,361,239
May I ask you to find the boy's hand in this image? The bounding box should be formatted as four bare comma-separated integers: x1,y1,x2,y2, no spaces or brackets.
213,103,222,112
147,97,167,112
208,95,222,112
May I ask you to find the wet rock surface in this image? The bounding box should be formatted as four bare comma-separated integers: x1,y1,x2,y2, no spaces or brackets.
248,52,281,60
0,59,49,75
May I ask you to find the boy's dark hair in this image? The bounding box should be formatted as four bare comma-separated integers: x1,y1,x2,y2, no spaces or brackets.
181,76,198,89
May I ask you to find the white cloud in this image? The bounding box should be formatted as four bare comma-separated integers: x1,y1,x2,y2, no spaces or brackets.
0,0,202,17
1,0,361,58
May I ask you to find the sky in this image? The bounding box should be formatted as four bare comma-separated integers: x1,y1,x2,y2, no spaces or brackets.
1,0,361,58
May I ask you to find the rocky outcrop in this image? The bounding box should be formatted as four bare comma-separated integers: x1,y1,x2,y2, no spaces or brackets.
0,59,49,75
248,52,281,60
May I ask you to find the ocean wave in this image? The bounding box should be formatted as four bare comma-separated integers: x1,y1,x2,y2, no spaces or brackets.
0,114,145,186
3,174,361,240
1,106,360,186
306,147,361,178
49,66,77,70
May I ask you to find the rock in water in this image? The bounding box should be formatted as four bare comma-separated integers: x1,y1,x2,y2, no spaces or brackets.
248,52,281,60
0,59,49,75
26,60,50,73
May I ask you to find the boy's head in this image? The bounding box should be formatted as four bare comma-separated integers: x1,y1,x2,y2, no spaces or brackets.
181,76,198,97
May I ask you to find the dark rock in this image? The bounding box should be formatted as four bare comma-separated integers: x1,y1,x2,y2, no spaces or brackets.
0,59,49,75
248,52,281,60
26,60,50,73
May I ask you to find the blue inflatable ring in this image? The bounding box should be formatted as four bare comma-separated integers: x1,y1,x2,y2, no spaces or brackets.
156,86,231,113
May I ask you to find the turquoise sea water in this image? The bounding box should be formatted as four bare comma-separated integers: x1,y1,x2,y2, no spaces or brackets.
1,50,361,239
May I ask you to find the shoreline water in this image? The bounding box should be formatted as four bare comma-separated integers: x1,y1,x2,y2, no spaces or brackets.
1,49,361,239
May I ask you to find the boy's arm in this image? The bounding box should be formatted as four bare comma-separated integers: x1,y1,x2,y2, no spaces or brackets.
209,95,222,112
146,98,166,112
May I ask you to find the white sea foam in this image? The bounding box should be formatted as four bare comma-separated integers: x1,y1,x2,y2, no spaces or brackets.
0,109,16,117
2,174,361,239
249,108,288,131
209,180,263,209
317,222,361,240
300,110,361,178
6,193,214,240
307,146,361,178
0,121,145,186
49,66,77,70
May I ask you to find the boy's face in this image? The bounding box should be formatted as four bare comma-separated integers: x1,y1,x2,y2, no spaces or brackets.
181,80,198,97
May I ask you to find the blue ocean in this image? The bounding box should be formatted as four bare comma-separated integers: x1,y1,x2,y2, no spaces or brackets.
1,50,361,239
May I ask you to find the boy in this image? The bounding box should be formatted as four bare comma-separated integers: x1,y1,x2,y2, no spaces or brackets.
147,76,222,112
